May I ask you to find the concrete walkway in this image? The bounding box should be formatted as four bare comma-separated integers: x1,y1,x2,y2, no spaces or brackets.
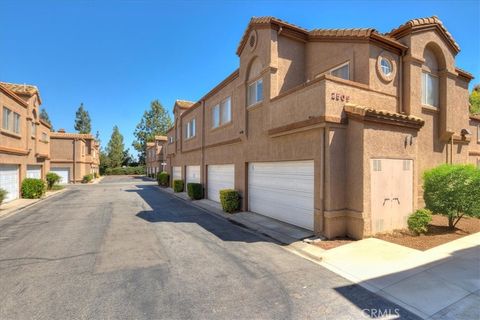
319,233,480,319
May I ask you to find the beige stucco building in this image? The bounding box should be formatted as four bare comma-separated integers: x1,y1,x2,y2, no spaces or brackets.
165,16,476,239
0,82,52,202
50,129,100,184
146,135,168,176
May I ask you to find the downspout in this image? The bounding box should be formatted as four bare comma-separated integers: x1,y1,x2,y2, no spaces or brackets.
321,126,328,236
73,138,77,184
450,136,454,164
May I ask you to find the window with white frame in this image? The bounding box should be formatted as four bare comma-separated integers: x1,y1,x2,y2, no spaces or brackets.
186,118,196,139
31,122,37,137
42,132,48,142
2,107,12,131
247,79,263,106
212,96,232,128
13,112,20,134
329,62,350,80
421,49,439,107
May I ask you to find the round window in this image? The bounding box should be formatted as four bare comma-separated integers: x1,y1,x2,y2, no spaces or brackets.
380,58,392,76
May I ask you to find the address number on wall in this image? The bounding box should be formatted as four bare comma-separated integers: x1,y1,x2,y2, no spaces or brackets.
331,92,350,102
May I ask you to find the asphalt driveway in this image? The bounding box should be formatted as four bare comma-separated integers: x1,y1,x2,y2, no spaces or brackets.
0,176,420,319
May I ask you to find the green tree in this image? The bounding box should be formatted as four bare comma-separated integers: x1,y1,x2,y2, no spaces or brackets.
470,84,480,114
74,103,92,134
106,125,125,168
40,108,53,131
122,148,134,166
423,164,480,229
99,148,110,175
133,100,172,164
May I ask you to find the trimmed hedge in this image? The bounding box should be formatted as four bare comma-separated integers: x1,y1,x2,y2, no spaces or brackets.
220,189,240,213
21,178,46,199
187,183,203,200
173,180,184,193
46,172,61,190
104,166,145,175
157,172,169,187
0,188,7,205
407,209,433,235
82,174,94,183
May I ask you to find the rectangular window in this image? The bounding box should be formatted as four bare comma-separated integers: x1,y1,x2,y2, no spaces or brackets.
13,112,20,134
212,96,232,128
186,118,196,139
42,132,48,142
212,104,220,128
2,107,11,131
169,136,174,144
31,122,37,137
422,72,439,107
247,79,263,106
330,63,350,80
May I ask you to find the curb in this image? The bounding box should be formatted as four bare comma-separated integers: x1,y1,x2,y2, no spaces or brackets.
154,185,324,262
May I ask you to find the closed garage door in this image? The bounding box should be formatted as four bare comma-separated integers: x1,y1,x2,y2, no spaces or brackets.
248,161,314,230
207,164,234,203
0,165,20,203
50,168,70,184
27,165,42,179
186,165,201,184
172,166,182,181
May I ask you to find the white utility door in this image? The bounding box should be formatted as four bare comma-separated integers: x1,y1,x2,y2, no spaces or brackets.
27,165,42,179
370,159,413,234
186,165,201,184
50,168,70,185
0,165,20,202
207,164,234,202
172,166,182,181
248,161,314,230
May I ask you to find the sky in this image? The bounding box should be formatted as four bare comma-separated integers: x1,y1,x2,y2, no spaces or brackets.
1,0,479,158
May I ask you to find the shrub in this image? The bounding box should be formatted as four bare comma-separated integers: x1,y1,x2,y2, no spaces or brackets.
407,209,433,235
94,172,99,179
46,172,61,190
423,164,480,229
220,189,240,213
104,166,145,175
157,172,169,187
173,180,184,193
82,174,94,183
187,183,203,200
21,178,46,199
0,188,7,205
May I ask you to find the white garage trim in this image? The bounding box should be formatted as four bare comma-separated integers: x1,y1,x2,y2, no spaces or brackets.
50,167,70,185
207,164,234,203
186,165,201,184
27,165,42,179
172,166,182,181
0,164,20,203
248,161,314,230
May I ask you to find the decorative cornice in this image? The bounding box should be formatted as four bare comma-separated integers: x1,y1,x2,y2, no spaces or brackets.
0,146,29,155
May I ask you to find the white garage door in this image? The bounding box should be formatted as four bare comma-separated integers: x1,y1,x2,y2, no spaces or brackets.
0,165,20,203
50,168,70,185
371,159,413,234
248,161,314,230
207,164,234,203
186,165,201,184
172,166,182,181
27,165,42,179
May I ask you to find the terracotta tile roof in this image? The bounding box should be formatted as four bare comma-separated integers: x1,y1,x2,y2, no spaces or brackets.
388,16,460,53
175,100,195,109
344,103,424,129
146,142,155,147
0,83,29,107
154,135,168,141
0,81,39,96
50,131,95,139
456,67,474,80
309,28,375,38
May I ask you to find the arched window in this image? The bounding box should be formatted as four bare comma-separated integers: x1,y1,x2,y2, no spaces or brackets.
422,48,439,107
247,58,263,106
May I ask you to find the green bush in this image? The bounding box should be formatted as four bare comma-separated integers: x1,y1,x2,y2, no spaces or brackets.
424,164,480,229
82,174,94,183
407,209,433,235
21,178,46,199
104,166,145,175
157,172,169,187
220,189,240,213
187,183,203,200
0,188,7,205
94,172,99,179
46,172,61,190
173,180,184,193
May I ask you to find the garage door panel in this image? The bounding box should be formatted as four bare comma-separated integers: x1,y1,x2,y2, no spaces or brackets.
248,161,314,230
0,165,19,202
51,168,70,184
27,165,42,179
207,164,234,202
172,166,182,181
186,166,201,184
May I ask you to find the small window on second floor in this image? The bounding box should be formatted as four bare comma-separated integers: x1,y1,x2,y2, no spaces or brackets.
186,118,196,139
421,72,439,107
13,112,20,134
212,97,232,128
2,107,12,131
330,62,350,80
31,122,37,137
247,79,263,106
42,132,48,142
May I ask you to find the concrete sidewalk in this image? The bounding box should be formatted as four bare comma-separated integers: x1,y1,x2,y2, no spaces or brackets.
319,233,480,319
